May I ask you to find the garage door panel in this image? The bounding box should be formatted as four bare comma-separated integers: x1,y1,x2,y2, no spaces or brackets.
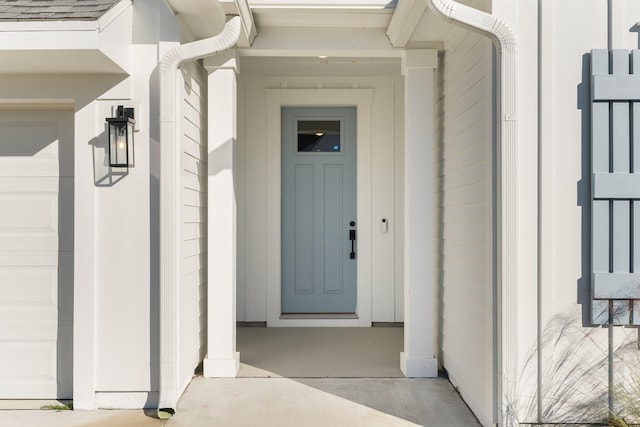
0,311,58,326
0,235,58,252
0,266,57,307
0,191,58,252
0,341,57,399
0,177,58,192
0,194,57,232
0,254,57,267
0,162,59,177
0,122,59,177
0,382,57,399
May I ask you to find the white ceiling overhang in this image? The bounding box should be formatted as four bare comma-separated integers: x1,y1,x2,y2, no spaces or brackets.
0,0,132,74
163,0,451,59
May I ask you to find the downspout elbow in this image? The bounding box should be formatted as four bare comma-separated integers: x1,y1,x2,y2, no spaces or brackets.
160,16,242,122
426,0,516,54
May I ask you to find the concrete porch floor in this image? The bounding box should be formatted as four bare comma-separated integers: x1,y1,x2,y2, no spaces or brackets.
0,327,480,426
167,327,480,426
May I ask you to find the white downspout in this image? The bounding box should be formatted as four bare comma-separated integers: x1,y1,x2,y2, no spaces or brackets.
424,1,518,425
157,16,241,417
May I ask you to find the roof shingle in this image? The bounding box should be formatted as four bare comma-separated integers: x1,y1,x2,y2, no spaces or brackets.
0,0,122,21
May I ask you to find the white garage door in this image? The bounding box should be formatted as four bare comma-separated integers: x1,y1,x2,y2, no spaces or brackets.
0,110,73,399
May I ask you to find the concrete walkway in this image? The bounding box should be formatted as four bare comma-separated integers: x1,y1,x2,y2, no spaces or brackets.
0,377,478,427
167,376,479,427
0,376,479,426
0,408,164,427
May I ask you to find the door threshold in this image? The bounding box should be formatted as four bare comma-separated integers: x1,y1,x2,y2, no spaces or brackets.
280,313,358,320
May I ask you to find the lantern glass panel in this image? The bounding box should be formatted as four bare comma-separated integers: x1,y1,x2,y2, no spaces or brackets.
127,120,135,167
109,122,128,167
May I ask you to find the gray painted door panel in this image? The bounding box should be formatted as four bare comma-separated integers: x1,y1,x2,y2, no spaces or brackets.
281,107,357,313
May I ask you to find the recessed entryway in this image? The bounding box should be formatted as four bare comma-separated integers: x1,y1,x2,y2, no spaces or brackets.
264,89,374,327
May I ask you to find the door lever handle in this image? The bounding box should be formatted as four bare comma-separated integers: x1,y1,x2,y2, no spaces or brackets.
349,229,356,259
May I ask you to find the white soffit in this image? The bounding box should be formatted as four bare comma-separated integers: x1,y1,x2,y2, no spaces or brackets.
169,0,256,48
386,0,451,48
252,8,392,28
165,0,226,39
0,0,131,74
248,0,395,8
238,26,400,57
246,0,394,30
409,8,455,44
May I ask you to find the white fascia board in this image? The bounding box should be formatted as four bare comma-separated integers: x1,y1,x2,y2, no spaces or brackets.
219,0,256,46
0,21,97,32
238,26,401,57
0,28,99,50
386,0,427,47
97,0,133,74
97,0,132,33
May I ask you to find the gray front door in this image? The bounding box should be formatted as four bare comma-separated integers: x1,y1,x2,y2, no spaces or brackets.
281,106,357,314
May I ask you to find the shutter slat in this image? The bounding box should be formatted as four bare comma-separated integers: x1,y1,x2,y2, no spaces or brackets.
593,300,611,324
592,75,640,101
592,102,611,173
591,49,613,325
632,51,640,275
611,50,632,324
633,51,640,170
593,272,640,298
592,49,611,275
593,201,610,272
613,200,630,272
612,300,630,325
593,173,640,199
634,202,640,273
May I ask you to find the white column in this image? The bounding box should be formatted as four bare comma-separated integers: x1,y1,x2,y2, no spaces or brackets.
401,50,439,378
203,54,240,377
73,103,98,409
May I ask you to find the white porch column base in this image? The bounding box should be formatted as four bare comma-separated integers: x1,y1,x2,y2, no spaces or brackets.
400,352,438,378
203,353,240,378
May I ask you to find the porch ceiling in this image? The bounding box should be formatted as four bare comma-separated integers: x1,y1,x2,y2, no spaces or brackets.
170,0,451,54
237,55,401,76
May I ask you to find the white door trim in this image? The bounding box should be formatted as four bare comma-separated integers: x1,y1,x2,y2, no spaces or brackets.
265,89,373,327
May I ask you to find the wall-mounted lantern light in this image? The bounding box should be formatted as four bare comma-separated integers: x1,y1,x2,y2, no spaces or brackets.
106,105,135,168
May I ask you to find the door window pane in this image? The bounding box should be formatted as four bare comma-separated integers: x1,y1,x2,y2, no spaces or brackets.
297,120,341,152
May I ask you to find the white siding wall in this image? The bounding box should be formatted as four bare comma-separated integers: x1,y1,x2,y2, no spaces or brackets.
515,0,640,423
237,61,404,322
178,61,208,392
433,4,495,424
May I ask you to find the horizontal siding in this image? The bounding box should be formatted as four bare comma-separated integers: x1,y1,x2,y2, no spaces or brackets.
434,7,494,425
179,61,207,393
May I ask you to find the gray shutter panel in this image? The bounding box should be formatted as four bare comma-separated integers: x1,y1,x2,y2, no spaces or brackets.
591,49,640,325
